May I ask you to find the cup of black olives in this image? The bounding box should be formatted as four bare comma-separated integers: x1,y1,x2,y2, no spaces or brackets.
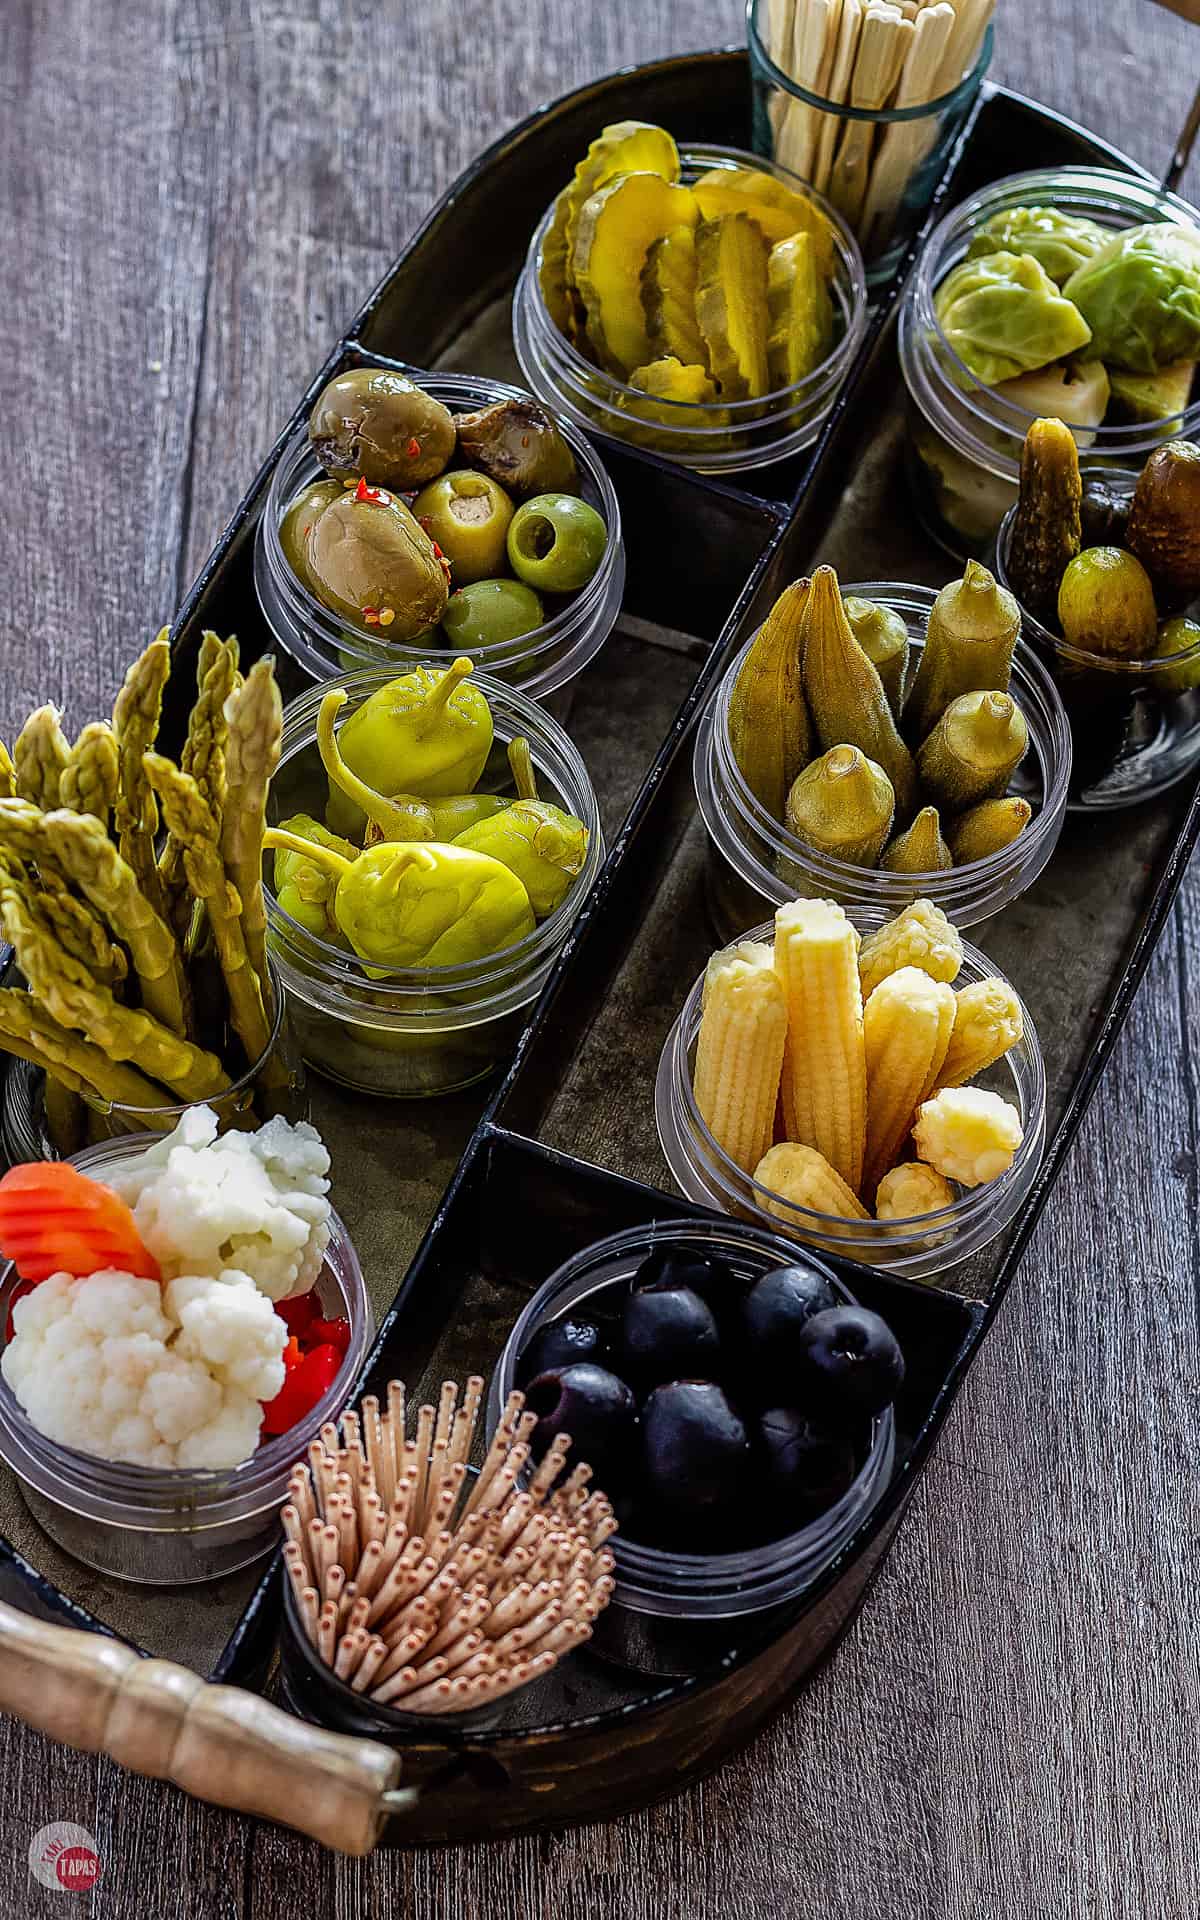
254,368,625,705
488,1221,900,1627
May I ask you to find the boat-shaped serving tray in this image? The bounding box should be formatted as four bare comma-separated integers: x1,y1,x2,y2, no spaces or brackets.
2,50,1196,1846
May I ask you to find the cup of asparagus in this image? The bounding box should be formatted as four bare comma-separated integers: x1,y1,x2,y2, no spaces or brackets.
0,632,301,1158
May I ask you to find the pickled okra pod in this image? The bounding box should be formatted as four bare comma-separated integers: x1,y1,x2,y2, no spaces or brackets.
916,691,1029,814
727,580,812,821
843,597,909,719
904,562,1020,746
801,568,917,818
947,797,1032,864
785,746,894,867
880,806,952,875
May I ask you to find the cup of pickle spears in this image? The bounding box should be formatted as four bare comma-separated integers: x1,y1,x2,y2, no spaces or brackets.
995,420,1200,805
656,896,1046,1278
514,120,867,471
695,560,1071,932
263,656,602,1098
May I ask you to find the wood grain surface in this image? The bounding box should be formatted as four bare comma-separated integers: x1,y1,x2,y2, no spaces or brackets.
2,1,1200,1914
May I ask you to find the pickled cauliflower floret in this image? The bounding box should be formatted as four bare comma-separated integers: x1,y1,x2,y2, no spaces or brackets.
913,1086,1023,1188
108,1106,331,1303
1,1268,288,1469
875,1161,956,1220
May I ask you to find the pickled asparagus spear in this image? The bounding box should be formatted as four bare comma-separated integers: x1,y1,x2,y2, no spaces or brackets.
0,989,171,1113
727,580,812,820
784,746,895,867
858,899,963,1000
904,562,1020,745
0,743,15,801
145,754,270,1069
112,632,171,918
913,1085,1023,1187
35,872,128,990
773,896,866,1194
60,721,120,826
843,597,909,719
916,691,1029,814
754,1143,870,1229
14,705,70,810
0,887,227,1099
947,797,1031,865
932,978,1024,1093
221,659,281,994
875,1161,956,1220
693,942,787,1174
880,806,952,874
801,568,916,817
159,631,239,932
862,966,956,1195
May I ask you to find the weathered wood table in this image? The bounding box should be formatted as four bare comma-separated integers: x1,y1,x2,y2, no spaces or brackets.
2,1,1198,1913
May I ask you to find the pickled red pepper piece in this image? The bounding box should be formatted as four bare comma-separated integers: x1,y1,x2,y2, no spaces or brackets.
801,568,916,819
261,1338,342,1436
1006,417,1083,623
784,746,894,867
904,562,1020,746
726,580,812,821
0,1161,161,1283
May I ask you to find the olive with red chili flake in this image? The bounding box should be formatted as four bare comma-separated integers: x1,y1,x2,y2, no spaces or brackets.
309,368,456,488
305,479,450,641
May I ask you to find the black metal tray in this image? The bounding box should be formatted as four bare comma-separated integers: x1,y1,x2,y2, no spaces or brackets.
4,48,1198,1844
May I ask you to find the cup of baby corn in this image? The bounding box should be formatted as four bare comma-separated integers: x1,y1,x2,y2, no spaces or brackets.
655,897,1046,1280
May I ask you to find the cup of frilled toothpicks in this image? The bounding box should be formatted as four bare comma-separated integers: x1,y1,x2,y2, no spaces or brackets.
280,1376,617,1720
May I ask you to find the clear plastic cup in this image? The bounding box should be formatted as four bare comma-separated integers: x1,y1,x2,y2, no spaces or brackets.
512,145,867,474
994,471,1200,808
899,168,1200,558
264,664,604,1097
254,371,624,702
655,913,1046,1281
0,1135,372,1585
487,1220,895,1623
693,582,1072,940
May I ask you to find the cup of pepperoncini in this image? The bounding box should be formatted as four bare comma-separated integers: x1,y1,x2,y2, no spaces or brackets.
263,661,604,1097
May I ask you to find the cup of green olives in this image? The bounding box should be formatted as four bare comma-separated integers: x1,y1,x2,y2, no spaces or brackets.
263,664,604,1098
254,369,624,706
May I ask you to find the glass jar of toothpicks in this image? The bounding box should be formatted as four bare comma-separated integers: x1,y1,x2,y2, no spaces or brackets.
279,1377,617,1727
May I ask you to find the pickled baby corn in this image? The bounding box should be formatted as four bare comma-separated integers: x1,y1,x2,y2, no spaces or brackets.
913,1086,1023,1188
784,745,894,867
858,899,962,1001
862,967,956,1196
702,938,776,1008
694,943,787,1174
754,1143,869,1226
773,897,866,1193
875,1161,956,1220
801,567,916,817
933,978,1024,1092
880,806,951,875
727,580,812,820
916,691,1029,815
904,561,1020,745
947,797,1031,865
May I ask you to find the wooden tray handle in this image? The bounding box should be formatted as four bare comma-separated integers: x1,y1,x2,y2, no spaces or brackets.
0,1599,403,1854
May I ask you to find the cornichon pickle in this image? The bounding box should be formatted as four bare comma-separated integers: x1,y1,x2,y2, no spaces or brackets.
784,744,894,867
1125,440,1200,600
1057,547,1158,659
1006,417,1082,624
916,690,1029,813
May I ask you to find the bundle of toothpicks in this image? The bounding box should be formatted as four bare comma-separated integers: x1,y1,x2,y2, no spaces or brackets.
282,1377,617,1715
765,0,995,253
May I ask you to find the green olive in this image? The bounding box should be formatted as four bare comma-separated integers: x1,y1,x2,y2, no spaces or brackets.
454,398,579,498
412,471,515,585
279,479,343,593
442,579,545,652
309,369,456,487
306,486,450,640
1057,546,1158,660
507,493,607,593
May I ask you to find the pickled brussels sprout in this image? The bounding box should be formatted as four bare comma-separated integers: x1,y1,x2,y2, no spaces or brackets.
1063,224,1200,374
309,369,456,487
442,580,545,652
934,250,1093,386
454,398,579,498
412,471,515,585
306,482,450,640
966,206,1106,287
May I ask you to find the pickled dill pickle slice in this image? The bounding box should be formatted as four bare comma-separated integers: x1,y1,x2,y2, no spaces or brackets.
560,120,681,288
695,213,772,401
641,226,709,371
618,359,726,450
694,166,837,276
767,232,834,390
539,186,584,341
573,173,699,375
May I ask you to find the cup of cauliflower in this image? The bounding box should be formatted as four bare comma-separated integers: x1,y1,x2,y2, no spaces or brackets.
0,1106,371,1584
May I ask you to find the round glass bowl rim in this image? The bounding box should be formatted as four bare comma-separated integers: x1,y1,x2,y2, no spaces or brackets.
0,1132,368,1496
907,167,1200,448
493,1218,895,1577
523,143,867,419
707,579,1073,890
266,660,604,997
668,914,1044,1232
747,0,993,122
995,471,1200,676
259,369,623,676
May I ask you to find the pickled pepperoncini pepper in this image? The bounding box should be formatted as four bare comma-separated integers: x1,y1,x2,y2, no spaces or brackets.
272,813,357,938
263,829,535,970
453,737,589,916
327,657,494,836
